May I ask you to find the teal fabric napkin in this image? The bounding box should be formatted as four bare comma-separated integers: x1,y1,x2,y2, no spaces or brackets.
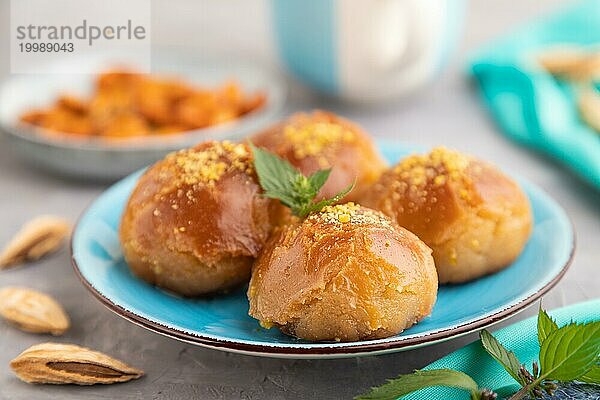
401,298,600,399
470,0,600,189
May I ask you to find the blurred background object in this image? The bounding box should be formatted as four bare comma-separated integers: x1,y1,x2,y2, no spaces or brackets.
470,0,600,189
2,0,598,186
0,0,467,178
0,53,285,180
272,0,465,102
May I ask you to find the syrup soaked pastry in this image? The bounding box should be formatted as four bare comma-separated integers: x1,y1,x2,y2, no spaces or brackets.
361,147,532,284
120,141,277,296
248,203,437,342
251,111,387,202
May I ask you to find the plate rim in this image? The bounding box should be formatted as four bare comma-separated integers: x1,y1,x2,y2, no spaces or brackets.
70,143,576,358
71,244,574,358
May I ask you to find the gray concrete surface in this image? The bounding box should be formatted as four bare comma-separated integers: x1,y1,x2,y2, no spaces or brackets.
0,0,598,399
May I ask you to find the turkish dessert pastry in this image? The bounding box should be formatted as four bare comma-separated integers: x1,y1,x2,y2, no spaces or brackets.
120,141,276,296
361,147,532,283
251,110,387,202
118,112,533,342
248,203,437,342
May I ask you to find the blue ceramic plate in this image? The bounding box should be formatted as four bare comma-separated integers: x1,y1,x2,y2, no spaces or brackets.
71,141,574,359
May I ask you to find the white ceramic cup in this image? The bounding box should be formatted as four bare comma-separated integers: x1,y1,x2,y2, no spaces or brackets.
271,0,465,103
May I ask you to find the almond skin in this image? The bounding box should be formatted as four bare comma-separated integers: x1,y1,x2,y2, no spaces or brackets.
10,343,144,385
0,216,71,269
579,88,600,134
0,287,70,335
538,47,600,80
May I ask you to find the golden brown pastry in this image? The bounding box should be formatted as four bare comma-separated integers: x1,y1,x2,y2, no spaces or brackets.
251,111,387,202
361,147,532,284
248,203,438,342
120,141,277,296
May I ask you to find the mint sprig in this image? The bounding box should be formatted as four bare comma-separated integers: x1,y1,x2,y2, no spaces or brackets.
580,365,600,384
539,321,600,382
537,306,559,345
355,305,600,400
250,143,353,217
480,330,526,386
356,369,485,400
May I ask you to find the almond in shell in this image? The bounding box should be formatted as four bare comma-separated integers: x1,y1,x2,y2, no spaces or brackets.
578,88,600,133
0,216,71,269
0,287,70,335
537,47,600,81
10,343,144,385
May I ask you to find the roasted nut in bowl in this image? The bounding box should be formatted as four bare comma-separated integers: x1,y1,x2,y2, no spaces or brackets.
0,55,285,180
19,71,266,139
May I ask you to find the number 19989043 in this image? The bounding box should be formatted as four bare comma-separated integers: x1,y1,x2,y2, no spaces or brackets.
18,42,74,52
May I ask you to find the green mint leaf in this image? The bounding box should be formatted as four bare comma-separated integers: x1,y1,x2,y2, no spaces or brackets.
291,175,318,204
480,330,526,386
307,169,331,193
539,321,600,381
251,143,312,216
250,143,354,218
298,182,355,217
250,143,299,196
579,364,600,384
261,189,298,210
355,369,480,400
537,306,559,346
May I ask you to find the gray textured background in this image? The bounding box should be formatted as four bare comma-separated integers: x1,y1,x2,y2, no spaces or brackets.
0,0,598,399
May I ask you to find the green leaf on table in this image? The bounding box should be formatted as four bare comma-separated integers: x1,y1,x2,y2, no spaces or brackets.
480,330,526,385
539,321,600,381
250,143,353,218
355,369,480,400
579,364,600,384
537,306,559,346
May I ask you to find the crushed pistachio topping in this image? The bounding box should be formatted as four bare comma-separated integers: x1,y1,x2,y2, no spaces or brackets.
166,141,252,187
338,213,351,223
388,147,477,207
449,247,458,266
311,202,391,227
394,147,471,186
283,121,355,159
259,320,274,329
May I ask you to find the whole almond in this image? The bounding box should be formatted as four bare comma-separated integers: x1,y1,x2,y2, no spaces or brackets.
0,216,71,269
537,47,600,81
10,343,144,385
579,88,600,133
0,287,70,335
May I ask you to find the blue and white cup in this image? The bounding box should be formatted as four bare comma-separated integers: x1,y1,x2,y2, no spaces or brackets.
271,0,465,103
